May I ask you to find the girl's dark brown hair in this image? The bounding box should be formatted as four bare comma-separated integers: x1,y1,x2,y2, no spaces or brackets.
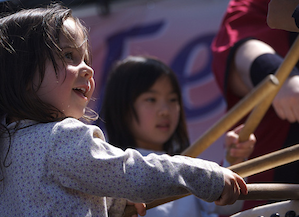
0,3,94,124
0,4,95,181
101,56,190,155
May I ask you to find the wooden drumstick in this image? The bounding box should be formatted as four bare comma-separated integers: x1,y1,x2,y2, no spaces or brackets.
123,184,299,216
123,143,299,217
229,143,299,177
181,74,279,158
238,183,299,201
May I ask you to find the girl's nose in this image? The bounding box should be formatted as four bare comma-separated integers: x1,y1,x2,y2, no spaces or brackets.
80,63,94,79
158,103,170,116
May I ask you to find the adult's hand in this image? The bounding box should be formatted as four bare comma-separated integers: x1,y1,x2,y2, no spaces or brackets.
273,75,299,122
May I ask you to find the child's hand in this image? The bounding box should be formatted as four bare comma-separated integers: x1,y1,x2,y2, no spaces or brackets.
126,201,146,217
215,168,248,206
225,124,256,165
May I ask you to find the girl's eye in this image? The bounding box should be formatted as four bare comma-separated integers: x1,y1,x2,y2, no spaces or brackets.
145,97,156,102
64,52,73,60
169,94,179,103
170,97,178,103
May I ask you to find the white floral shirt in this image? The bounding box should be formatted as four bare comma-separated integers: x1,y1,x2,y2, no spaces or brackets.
0,118,224,216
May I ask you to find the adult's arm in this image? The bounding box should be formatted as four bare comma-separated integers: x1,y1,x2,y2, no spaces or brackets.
229,39,299,123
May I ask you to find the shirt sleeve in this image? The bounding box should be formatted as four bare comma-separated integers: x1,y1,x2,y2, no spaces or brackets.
47,118,224,203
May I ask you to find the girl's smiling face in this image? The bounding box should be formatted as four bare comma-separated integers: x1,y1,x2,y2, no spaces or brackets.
130,75,180,151
34,18,95,119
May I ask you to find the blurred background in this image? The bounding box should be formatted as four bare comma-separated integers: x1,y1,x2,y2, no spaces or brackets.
0,0,231,163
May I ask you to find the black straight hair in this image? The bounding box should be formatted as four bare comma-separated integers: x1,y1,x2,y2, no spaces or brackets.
101,56,190,155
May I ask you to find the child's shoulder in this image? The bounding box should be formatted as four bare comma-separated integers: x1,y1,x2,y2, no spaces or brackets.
51,118,105,141
54,117,88,128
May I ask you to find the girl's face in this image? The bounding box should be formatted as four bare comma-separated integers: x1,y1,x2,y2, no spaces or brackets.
130,75,180,151
34,18,95,119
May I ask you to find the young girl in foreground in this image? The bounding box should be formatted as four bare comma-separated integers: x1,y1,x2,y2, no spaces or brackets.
0,4,247,217
101,56,255,217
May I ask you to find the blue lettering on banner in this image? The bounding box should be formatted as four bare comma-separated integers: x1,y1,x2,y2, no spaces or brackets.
171,34,225,120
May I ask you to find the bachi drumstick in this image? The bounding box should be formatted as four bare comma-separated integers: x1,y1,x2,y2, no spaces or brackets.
238,183,299,201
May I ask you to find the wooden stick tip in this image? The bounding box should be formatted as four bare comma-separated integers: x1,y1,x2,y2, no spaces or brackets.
269,74,279,85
